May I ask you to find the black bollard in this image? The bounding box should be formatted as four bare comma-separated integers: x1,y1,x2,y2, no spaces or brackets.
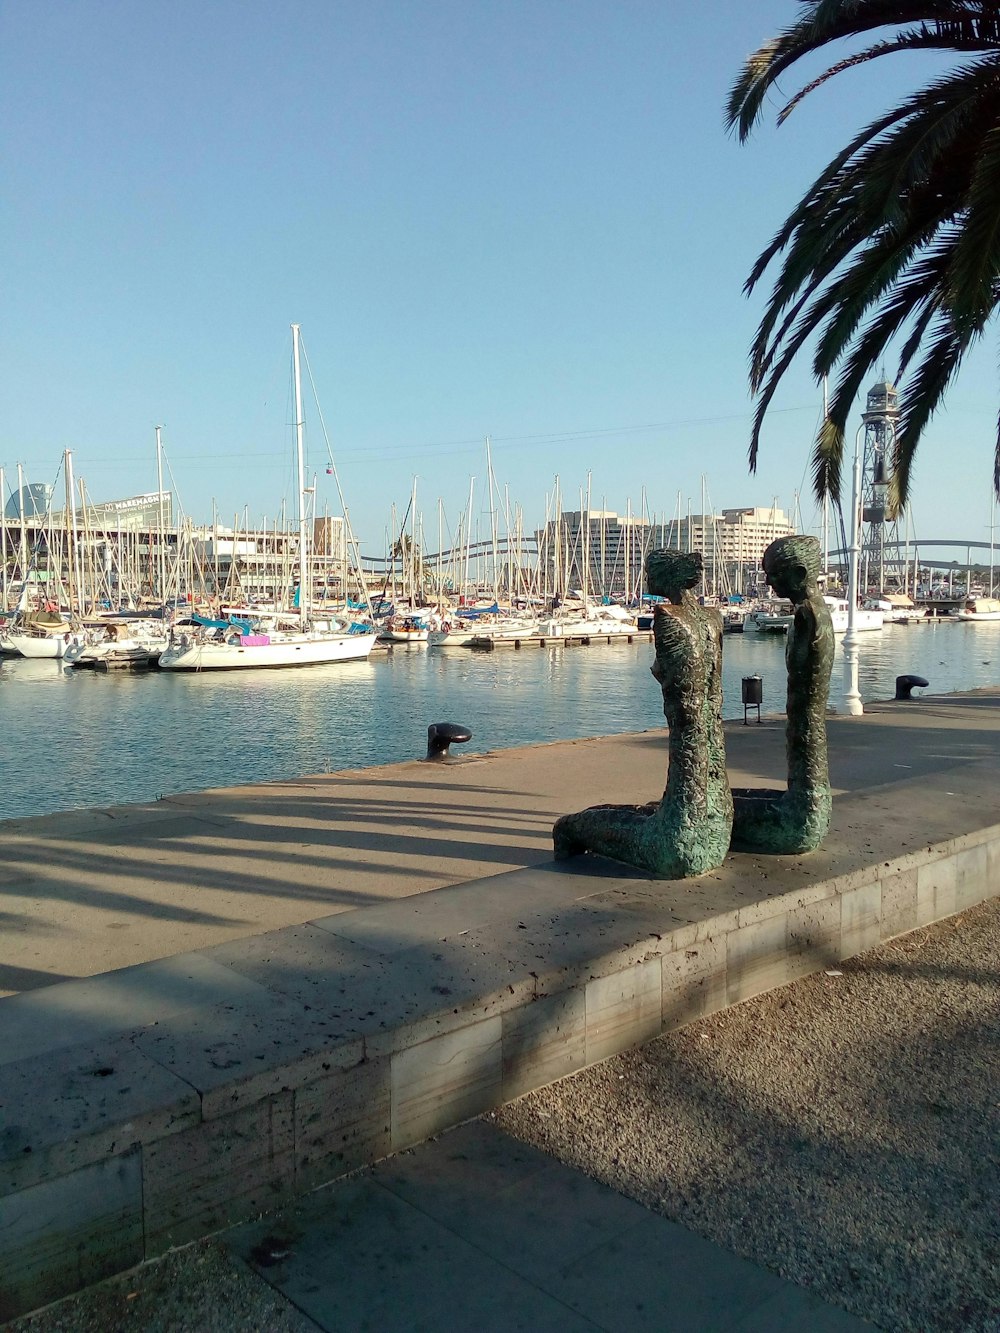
895,674,929,701
425,721,473,762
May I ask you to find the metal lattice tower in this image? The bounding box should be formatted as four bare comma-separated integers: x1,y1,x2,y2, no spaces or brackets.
859,379,905,594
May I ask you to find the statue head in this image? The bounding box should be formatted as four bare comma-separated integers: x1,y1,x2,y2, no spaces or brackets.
645,548,702,599
762,534,821,602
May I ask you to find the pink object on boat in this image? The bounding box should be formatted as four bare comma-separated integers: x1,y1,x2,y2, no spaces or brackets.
240,634,270,646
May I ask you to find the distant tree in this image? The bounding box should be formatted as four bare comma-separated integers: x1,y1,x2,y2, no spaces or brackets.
391,533,424,597
727,2,1000,513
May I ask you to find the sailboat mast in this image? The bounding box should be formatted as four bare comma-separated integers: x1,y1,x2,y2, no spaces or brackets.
16,463,27,595
292,323,308,626
64,450,83,616
0,467,6,613
155,426,166,605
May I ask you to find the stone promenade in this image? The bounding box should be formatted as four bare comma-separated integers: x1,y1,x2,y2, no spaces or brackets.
2,691,999,1321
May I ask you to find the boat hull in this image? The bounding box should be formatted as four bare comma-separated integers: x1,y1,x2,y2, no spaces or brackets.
158,631,377,671
71,646,164,670
1,632,84,659
379,629,430,643
743,612,794,634
827,607,885,633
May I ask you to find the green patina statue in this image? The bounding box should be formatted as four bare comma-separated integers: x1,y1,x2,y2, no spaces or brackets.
552,549,733,878
730,533,834,854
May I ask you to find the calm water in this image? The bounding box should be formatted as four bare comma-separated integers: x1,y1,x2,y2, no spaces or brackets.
1,620,998,822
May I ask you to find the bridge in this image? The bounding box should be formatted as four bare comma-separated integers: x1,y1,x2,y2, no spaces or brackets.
827,538,998,568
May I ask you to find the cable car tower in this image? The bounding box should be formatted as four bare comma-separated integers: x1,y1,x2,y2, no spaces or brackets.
859,378,905,595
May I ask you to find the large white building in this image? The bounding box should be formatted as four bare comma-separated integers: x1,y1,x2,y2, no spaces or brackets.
535,506,795,598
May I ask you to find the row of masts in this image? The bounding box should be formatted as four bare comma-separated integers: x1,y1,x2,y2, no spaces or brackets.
1,447,804,618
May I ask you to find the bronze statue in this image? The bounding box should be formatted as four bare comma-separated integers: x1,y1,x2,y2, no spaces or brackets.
730,534,834,853
552,550,733,878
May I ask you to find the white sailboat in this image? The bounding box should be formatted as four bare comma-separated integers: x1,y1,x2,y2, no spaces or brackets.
159,325,377,672
0,613,86,659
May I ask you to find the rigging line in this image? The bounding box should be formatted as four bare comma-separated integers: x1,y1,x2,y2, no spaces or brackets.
299,342,350,512
323,405,823,461
54,404,820,468
299,333,375,611
163,454,187,522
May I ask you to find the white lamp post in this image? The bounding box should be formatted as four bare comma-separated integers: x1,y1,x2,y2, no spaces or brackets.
843,423,864,716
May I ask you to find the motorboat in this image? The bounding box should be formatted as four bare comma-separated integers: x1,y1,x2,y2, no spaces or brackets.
537,603,640,639
876,594,928,624
429,612,540,647
955,597,1000,622
378,615,431,644
66,619,169,670
827,598,885,633
743,603,794,634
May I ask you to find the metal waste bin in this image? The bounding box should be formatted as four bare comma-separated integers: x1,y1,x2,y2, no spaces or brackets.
742,674,762,724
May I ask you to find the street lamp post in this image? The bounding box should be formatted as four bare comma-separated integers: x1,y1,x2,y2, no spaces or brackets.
843,423,864,716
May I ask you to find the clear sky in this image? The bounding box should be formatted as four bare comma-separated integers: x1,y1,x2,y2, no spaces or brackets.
3,0,997,556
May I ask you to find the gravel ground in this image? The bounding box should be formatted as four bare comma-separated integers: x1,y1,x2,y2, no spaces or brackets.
4,1242,318,1333
497,896,1000,1333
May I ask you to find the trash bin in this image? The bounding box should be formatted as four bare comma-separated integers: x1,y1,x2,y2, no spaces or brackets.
742,674,762,724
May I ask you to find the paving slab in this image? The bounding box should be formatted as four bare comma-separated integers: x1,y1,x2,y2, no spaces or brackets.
2,691,999,1322
0,951,271,1066
225,1121,870,1332
3,690,997,997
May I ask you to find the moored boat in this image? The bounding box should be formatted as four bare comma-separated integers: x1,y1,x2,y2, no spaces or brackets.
955,596,1000,622
0,612,86,659
743,603,795,634
158,325,378,673
378,614,431,644
158,616,377,671
878,593,928,624
828,597,885,633
66,619,169,670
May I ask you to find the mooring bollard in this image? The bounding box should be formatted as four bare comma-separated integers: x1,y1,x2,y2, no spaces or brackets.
895,674,929,700
425,721,473,762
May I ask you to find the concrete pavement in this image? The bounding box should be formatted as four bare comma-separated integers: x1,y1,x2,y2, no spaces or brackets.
6,1121,869,1332
2,691,999,1322
3,690,1000,996
224,1120,869,1331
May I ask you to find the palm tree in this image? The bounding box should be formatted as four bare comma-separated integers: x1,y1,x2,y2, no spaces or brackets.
727,2,1000,513
391,532,424,599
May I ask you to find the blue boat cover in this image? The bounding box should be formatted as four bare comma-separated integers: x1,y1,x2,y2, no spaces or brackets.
193,613,255,633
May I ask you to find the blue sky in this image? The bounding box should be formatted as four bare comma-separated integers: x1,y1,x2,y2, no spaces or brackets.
3,1,997,556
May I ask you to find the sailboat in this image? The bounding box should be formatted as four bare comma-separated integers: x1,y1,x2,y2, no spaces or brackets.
158,325,378,672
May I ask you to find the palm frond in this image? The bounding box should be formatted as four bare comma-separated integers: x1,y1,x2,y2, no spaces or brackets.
728,2,1000,140
944,120,1000,327
731,1,1000,501
889,316,972,510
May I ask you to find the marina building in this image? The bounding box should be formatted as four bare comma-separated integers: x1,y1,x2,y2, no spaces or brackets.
535,506,795,599
1,486,354,611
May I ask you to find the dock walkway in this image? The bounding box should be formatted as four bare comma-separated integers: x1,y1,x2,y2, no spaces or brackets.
2,692,999,1320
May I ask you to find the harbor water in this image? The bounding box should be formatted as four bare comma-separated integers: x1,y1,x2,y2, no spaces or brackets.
1,620,998,823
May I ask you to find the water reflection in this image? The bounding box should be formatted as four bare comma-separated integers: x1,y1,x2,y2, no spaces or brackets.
0,620,996,822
